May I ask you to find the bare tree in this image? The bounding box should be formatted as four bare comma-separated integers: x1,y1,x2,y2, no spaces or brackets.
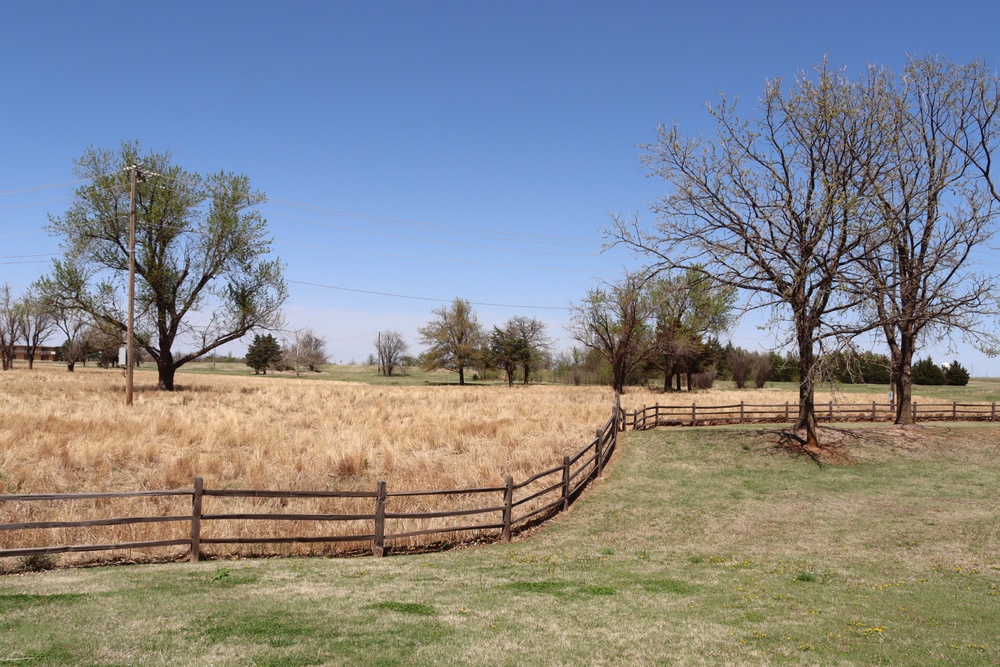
567,272,654,394
374,330,409,377
0,285,22,371
51,306,90,372
612,61,879,446
418,298,484,385
854,56,1000,423
728,347,754,389
282,328,328,376
16,287,55,369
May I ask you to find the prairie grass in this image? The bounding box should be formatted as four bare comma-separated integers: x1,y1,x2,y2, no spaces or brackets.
0,365,975,564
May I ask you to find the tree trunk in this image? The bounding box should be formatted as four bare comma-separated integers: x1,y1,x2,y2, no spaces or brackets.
458,363,465,385
522,364,530,386
67,361,75,372
794,331,819,446
157,355,177,391
893,336,915,424
27,354,35,370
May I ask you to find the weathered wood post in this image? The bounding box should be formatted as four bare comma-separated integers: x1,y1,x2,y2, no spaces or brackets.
190,476,203,563
373,480,387,557
595,428,604,478
784,402,789,422
953,401,957,421
501,475,514,543
872,401,877,422
992,402,996,422
740,401,745,424
691,403,696,427
912,402,918,423
561,456,571,511
829,401,834,422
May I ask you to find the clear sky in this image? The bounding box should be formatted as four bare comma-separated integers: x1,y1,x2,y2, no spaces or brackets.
3,1,1000,373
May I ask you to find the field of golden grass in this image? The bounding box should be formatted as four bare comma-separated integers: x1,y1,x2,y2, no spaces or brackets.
0,365,961,564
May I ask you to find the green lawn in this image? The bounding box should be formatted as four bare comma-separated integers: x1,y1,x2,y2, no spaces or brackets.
2,423,997,665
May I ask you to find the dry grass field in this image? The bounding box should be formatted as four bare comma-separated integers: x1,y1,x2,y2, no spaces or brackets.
0,365,964,565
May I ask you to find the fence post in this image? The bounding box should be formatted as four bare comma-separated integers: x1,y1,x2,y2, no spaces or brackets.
992,402,996,422
642,405,647,430
953,401,957,421
501,475,514,543
595,428,604,478
740,401,744,424
872,401,877,422
784,402,789,422
829,401,833,422
691,403,696,427
912,402,918,423
561,456,571,511
190,476,203,563
373,480,387,557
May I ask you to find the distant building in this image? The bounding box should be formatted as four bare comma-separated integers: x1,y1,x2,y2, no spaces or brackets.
10,345,60,362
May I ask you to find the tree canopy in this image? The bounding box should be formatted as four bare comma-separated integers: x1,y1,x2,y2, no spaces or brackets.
418,298,484,385
42,141,286,390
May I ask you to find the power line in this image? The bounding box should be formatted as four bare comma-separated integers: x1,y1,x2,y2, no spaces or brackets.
268,197,602,245
0,195,75,210
270,210,619,258
0,178,90,196
274,240,612,274
288,279,571,311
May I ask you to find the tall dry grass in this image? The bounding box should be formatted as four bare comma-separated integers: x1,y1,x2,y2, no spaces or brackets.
0,367,958,564
0,366,621,561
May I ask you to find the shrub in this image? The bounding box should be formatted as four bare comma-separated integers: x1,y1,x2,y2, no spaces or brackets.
690,368,717,389
912,357,945,385
729,347,754,389
753,354,773,388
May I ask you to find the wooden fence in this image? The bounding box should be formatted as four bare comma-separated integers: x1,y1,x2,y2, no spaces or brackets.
627,400,1000,430
0,399,621,564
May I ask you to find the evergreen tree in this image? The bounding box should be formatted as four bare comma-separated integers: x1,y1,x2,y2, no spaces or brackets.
944,360,970,386
246,334,281,375
911,357,945,385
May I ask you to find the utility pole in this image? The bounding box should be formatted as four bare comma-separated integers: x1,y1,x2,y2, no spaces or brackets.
126,163,144,406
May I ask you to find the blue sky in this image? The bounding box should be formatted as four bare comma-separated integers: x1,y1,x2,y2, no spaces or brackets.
3,1,1000,373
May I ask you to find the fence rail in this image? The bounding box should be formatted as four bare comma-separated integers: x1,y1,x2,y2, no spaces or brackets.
1,399,621,564
627,400,999,430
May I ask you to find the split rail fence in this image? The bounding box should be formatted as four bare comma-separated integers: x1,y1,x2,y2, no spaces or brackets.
627,400,1000,430
0,398,623,565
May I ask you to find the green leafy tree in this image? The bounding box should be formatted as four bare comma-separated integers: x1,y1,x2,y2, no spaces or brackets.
488,326,531,387
647,269,734,392
246,334,282,375
42,141,287,390
418,298,484,385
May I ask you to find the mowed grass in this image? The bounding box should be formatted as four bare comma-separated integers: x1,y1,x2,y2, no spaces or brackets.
1,422,997,665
